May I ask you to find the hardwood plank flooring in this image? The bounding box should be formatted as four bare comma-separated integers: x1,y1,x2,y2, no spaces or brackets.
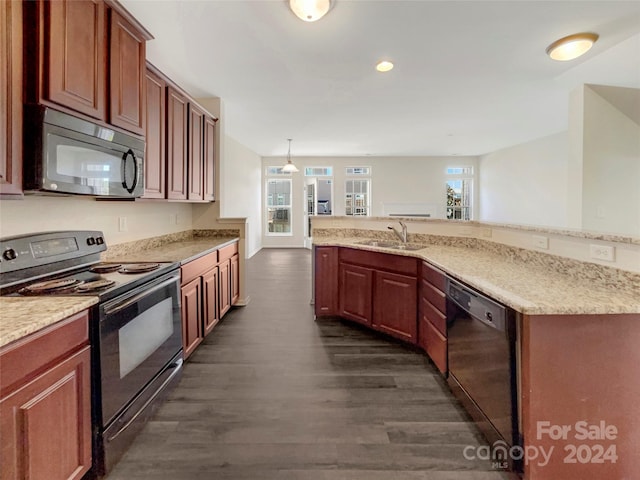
106,248,516,480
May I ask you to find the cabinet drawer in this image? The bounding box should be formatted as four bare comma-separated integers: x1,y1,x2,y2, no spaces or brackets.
421,296,446,337
218,242,238,263
421,278,446,314
423,318,447,374
422,261,446,291
0,311,89,393
181,250,218,285
339,248,418,276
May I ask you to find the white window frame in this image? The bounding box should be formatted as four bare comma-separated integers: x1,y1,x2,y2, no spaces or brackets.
446,166,473,221
344,166,372,217
266,177,293,236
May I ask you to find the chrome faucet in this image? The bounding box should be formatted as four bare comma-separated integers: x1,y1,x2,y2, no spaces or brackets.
387,221,408,243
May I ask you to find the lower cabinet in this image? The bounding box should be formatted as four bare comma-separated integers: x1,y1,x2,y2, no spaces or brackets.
0,311,92,480
180,241,240,360
419,261,448,373
314,246,339,316
337,248,418,343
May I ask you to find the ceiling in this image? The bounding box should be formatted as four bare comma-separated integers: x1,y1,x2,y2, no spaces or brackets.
121,0,640,157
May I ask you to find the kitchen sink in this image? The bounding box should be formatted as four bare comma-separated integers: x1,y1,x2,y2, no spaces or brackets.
355,240,426,251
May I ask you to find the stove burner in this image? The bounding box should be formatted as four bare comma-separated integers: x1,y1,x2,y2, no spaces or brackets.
90,264,123,273
119,263,160,274
75,279,116,292
22,278,81,293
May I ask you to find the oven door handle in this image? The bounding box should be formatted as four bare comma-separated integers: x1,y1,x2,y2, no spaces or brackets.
106,358,183,442
103,274,180,316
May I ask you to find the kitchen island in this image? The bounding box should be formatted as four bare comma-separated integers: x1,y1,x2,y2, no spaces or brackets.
313,229,639,480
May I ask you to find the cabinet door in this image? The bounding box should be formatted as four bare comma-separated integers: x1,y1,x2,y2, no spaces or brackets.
0,347,92,480
219,259,231,318
188,103,204,201
46,0,106,119
181,277,202,359
109,8,145,134
166,86,188,200
373,270,418,343
203,115,216,201
202,267,219,337
423,318,447,374
339,263,373,326
0,0,22,196
231,254,240,305
314,246,338,316
143,66,166,198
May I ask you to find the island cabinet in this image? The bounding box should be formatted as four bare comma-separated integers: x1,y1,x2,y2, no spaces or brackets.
338,248,419,342
23,0,151,134
143,63,218,202
0,311,92,480
180,250,219,359
0,0,23,197
419,261,448,374
314,246,339,316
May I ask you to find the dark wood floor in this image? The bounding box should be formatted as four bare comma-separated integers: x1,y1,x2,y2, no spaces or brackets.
107,248,514,480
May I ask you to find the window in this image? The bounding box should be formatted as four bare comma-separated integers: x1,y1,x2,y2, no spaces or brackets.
346,166,370,175
345,179,370,216
446,166,473,220
304,167,333,176
265,166,292,176
266,179,292,234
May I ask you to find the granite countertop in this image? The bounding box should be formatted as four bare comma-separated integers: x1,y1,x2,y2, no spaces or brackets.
103,237,239,265
0,297,98,349
314,237,640,316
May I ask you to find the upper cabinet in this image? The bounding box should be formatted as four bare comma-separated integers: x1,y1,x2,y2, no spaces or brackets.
143,63,218,203
0,0,23,197
23,0,152,135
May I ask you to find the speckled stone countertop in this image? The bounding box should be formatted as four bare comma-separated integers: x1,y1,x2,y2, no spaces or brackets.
0,297,98,349
314,236,640,316
103,236,239,265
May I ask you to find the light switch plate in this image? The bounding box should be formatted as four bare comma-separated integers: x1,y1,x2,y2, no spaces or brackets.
118,217,128,232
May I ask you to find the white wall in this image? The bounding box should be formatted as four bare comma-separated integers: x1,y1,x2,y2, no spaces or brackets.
478,132,569,228
261,156,477,247
582,86,640,236
0,195,193,245
220,136,263,257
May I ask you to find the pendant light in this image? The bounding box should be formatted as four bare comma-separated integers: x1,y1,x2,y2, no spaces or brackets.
282,139,299,173
289,0,332,22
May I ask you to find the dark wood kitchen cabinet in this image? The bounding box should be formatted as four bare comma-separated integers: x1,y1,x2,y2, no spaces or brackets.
373,270,417,342
339,263,373,326
314,246,339,316
231,253,240,306
181,276,203,358
23,0,151,134
166,85,189,200
109,8,146,135
218,242,239,319
143,64,166,198
0,0,23,197
202,266,220,336
203,115,217,201
0,311,92,480
419,261,448,373
337,247,418,342
188,103,205,201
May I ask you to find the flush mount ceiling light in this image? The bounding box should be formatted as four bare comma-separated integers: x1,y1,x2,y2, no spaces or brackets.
282,139,299,173
376,60,394,72
289,0,332,22
546,32,599,61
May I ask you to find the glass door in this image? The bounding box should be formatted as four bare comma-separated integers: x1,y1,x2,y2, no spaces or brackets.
304,177,317,249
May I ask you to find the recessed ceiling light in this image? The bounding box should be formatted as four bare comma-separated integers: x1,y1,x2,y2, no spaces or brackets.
376,61,394,72
546,32,599,61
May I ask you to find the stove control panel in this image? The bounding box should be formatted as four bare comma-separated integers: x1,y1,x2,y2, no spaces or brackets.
0,231,107,274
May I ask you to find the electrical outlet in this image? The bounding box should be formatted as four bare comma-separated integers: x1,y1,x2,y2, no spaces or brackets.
532,235,549,250
175,214,180,225
480,228,492,238
590,244,615,262
118,217,128,232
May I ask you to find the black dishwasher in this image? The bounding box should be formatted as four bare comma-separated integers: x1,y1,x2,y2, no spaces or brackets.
446,277,521,467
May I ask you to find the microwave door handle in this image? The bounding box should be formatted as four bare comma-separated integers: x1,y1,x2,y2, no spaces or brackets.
121,149,139,194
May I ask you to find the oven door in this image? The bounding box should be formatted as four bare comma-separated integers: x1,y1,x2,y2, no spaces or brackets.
98,271,182,426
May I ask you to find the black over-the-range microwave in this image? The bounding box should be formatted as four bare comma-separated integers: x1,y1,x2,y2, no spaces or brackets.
23,106,145,198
